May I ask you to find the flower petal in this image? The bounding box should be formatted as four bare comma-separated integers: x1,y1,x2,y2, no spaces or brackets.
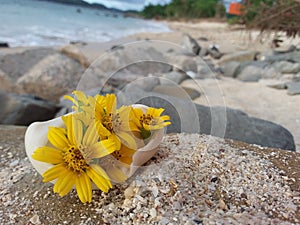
105,94,117,114
73,90,88,105
89,139,116,158
83,122,99,147
95,120,111,137
75,173,92,203
117,131,137,150
73,117,84,147
53,170,76,197
87,165,112,192
106,166,127,183
63,95,79,107
62,115,76,146
42,163,66,182
48,126,69,150
32,146,63,164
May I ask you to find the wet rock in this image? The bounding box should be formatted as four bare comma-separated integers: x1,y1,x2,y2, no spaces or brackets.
182,34,201,55
287,82,300,95
0,42,9,48
17,53,85,101
0,91,58,126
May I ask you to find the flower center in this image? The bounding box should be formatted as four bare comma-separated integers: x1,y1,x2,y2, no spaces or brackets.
140,114,154,126
112,150,122,160
63,146,89,173
103,113,122,132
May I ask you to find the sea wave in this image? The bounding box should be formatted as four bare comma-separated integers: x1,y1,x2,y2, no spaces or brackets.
0,0,170,47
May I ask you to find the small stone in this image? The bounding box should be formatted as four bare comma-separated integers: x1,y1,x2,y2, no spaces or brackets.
124,185,135,199
240,193,247,199
29,214,41,225
151,186,159,197
218,199,227,210
150,208,157,218
9,159,19,167
160,217,169,225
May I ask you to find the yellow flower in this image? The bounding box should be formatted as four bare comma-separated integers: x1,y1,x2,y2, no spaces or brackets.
112,144,136,165
94,94,137,150
64,91,98,117
32,114,116,203
99,144,136,183
131,107,171,139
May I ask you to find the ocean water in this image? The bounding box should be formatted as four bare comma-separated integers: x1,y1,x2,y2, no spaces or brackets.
0,0,170,47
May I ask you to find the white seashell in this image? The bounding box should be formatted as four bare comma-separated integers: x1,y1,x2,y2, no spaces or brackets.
24,104,164,187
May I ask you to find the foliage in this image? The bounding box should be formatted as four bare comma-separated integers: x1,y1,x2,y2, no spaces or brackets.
141,0,225,19
240,0,300,37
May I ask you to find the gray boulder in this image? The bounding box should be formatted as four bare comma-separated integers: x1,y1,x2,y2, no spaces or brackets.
0,91,58,126
272,61,300,74
0,69,21,93
220,51,259,64
287,82,300,95
160,71,189,85
0,48,55,81
152,85,200,100
182,34,201,55
236,65,263,82
207,46,222,59
264,50,300,63
220,61,241,78
107,46,172,75
119,88,295,151
17,53,85,101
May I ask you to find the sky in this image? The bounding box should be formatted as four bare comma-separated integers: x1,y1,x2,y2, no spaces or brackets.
83,0,172,11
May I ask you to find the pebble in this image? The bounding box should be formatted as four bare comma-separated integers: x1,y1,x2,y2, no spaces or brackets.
150,208,157,218
124,185,134,199
9,159,19,167
29,214,41,225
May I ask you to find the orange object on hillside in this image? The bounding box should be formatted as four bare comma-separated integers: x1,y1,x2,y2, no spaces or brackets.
228,2,242,16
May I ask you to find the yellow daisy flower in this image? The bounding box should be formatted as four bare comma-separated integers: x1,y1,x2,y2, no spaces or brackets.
112,144,136,165
99,144,136,183
64,90,98,116
131,107,171,139
32,114,116,203
94,94,137,150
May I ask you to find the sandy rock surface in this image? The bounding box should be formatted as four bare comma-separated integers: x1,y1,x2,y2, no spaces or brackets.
0,125,299,224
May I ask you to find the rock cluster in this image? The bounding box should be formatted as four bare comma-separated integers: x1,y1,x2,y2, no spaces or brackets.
0,38,297,151
219,47,300,95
